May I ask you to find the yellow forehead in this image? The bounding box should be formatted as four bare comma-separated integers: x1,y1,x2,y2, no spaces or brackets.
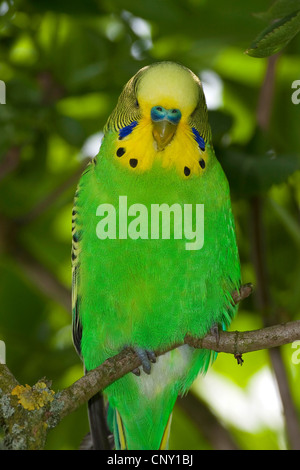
137,63,200,116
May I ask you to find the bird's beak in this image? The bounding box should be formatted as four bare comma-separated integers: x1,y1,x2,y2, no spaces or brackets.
152,120,178,151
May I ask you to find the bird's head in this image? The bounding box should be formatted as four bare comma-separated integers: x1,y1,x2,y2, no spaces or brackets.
104,62,211,176
136,62,202,151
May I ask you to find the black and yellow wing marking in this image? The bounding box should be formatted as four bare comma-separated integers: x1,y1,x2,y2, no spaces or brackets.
71,179,84,357
71,161,94,356
72,161,113,450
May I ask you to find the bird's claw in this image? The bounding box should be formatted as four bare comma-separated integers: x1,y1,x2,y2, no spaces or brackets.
133,347,156,375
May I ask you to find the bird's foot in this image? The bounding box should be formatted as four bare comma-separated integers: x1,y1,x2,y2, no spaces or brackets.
132,347,156,375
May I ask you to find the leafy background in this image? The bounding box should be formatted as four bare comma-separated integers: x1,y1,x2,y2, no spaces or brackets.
0,0,300,450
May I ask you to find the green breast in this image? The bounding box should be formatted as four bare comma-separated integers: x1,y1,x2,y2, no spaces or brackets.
77,132,241,371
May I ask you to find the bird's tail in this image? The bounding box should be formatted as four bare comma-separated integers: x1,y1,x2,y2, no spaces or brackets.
87,392,112,450
113,408,173,450
159,412,172,450
114,409,127,450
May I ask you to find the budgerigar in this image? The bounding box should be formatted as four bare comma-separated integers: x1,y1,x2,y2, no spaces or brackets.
72,61,241,450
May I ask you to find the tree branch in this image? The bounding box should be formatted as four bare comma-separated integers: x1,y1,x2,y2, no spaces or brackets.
55,318,300,427
1,283,300,450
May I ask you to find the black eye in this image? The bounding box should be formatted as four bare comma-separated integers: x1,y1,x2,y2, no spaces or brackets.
135,99,139,109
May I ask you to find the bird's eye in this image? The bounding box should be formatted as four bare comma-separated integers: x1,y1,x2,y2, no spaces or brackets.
135,99,139,109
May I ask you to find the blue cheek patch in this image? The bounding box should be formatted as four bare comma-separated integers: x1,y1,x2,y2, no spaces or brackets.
192,127,205,151
119,121,138,139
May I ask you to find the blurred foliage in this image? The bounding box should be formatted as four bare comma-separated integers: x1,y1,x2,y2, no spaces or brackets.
0,0,300,450
246,0,300,57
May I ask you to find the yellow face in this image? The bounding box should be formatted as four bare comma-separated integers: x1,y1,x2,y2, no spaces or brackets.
112,62,209,179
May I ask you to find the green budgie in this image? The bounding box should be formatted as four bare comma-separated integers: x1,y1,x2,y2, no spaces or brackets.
72,61,241,450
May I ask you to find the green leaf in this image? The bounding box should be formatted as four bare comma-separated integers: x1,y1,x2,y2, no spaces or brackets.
255,0,300,21
246,9,300,57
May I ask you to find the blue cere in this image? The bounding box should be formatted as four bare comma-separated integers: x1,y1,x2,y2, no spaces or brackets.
192,127,205,151
119,121,138,139
151,106,167,122
151,106,182,124
167,108,182,124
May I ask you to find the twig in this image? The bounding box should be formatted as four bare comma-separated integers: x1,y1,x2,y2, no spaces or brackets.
16,161,88,226
256,54,278,132
0,147,21,181
185,320,300,353
0,214,71,312
14,248,71,312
